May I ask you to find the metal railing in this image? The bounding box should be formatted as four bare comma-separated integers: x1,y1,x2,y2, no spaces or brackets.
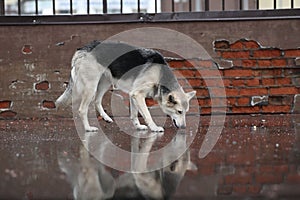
0,0,299,24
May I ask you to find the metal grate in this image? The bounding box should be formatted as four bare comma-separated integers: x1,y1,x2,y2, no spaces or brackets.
0,0,299,24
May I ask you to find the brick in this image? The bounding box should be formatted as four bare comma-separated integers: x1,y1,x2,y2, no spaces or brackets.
232,106,260,113
226,151,256,164
225,88,239,97
274,165,289,173
269,96,293,106
195,88,209,97
225,174,252,184
246,78,260,87
286,174,300,183
197,98,211,107
197,60,214,68
203,79,224,87
260,165,274,173
197,166,215,175
237,97,250,106
262,78,276,86
240,88,268,96
257,59,272,67
272,59,287,67
217,185,233,195
0,100,12,109
248,185,262,194
222,51,250,59
253,49,282,58
211,97,227,107
232,79,245,87
42,100,56,109
227,98,236,106
201,107,211,114
198,69,222,78
232,185,247,194
223,69,253,77
214,40,230,49
223,79,231,87
260,69,282,77
242,59,257,67
244,40,260,49
230,41,244,49
210,88,227,97
22,44,33,54
145,98,158,107
187,78,204,87
168,60,184,69
262,105,291,113
35,81,50,91
284,49,300,57
276,77,292,85
269,87,299,95
255,173,283,184
0,110,17,118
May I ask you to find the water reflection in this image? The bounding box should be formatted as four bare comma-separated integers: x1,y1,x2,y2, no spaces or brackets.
58,130,196,200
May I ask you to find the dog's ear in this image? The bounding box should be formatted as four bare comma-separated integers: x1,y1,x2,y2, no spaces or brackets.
186,91,196,101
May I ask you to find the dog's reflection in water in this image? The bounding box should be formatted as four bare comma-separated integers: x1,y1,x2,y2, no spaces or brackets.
58,144,116,200
58,131,196,200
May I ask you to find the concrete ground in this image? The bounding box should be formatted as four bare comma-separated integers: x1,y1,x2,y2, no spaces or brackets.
0,114,299,199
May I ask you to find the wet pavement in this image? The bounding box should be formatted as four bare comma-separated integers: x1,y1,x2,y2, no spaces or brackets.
0,114,300,200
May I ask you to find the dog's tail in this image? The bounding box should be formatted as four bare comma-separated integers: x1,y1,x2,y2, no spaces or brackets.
55,75,73,109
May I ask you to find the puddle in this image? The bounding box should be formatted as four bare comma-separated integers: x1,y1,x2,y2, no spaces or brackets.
0,114,299,199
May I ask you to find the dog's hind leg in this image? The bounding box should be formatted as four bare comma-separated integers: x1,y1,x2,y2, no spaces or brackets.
95,76,113,123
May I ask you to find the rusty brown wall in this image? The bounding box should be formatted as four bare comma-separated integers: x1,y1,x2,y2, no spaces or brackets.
0,19,299,118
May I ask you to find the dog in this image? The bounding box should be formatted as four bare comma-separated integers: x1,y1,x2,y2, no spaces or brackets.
55,40,196,132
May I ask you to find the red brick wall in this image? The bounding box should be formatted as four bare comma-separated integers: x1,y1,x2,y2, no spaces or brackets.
0,24,299,119
163,39,300,115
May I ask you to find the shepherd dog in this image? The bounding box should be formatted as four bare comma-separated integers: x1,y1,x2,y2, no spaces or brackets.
55,40,196,132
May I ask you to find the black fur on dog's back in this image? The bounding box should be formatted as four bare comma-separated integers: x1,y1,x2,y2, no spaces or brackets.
78,41,167,79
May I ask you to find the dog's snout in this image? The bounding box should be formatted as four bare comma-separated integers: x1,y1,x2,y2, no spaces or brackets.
173,119,186,129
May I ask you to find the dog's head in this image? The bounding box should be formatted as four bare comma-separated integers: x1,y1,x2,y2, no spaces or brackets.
159,87,196,129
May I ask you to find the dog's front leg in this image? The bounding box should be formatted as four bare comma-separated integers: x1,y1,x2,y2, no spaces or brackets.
130,97,148,130
130,92,164,132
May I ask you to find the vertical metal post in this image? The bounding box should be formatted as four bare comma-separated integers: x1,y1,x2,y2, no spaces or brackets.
274,0,276,9
87,0,90,14
189,0,192,11
35,0,38,15
137,0,140,13
120,0,123,13
256,0,259,10
291,0,294,8
240,0,243,10
172,0,175,12
53,0,56,15
0,0,5,15
222,0,225,11
18,0,21,15
155,0,157,13
70,0,73,14
103,0,107,13
205,0,209,11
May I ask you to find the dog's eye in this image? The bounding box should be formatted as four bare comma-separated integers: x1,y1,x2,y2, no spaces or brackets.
177,110,183,115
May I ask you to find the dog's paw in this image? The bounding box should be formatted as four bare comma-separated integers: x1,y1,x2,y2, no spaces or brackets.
103,116,113,123
150,126,164,132
136,124,148,130
100,113,113,123
85,126,99,132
